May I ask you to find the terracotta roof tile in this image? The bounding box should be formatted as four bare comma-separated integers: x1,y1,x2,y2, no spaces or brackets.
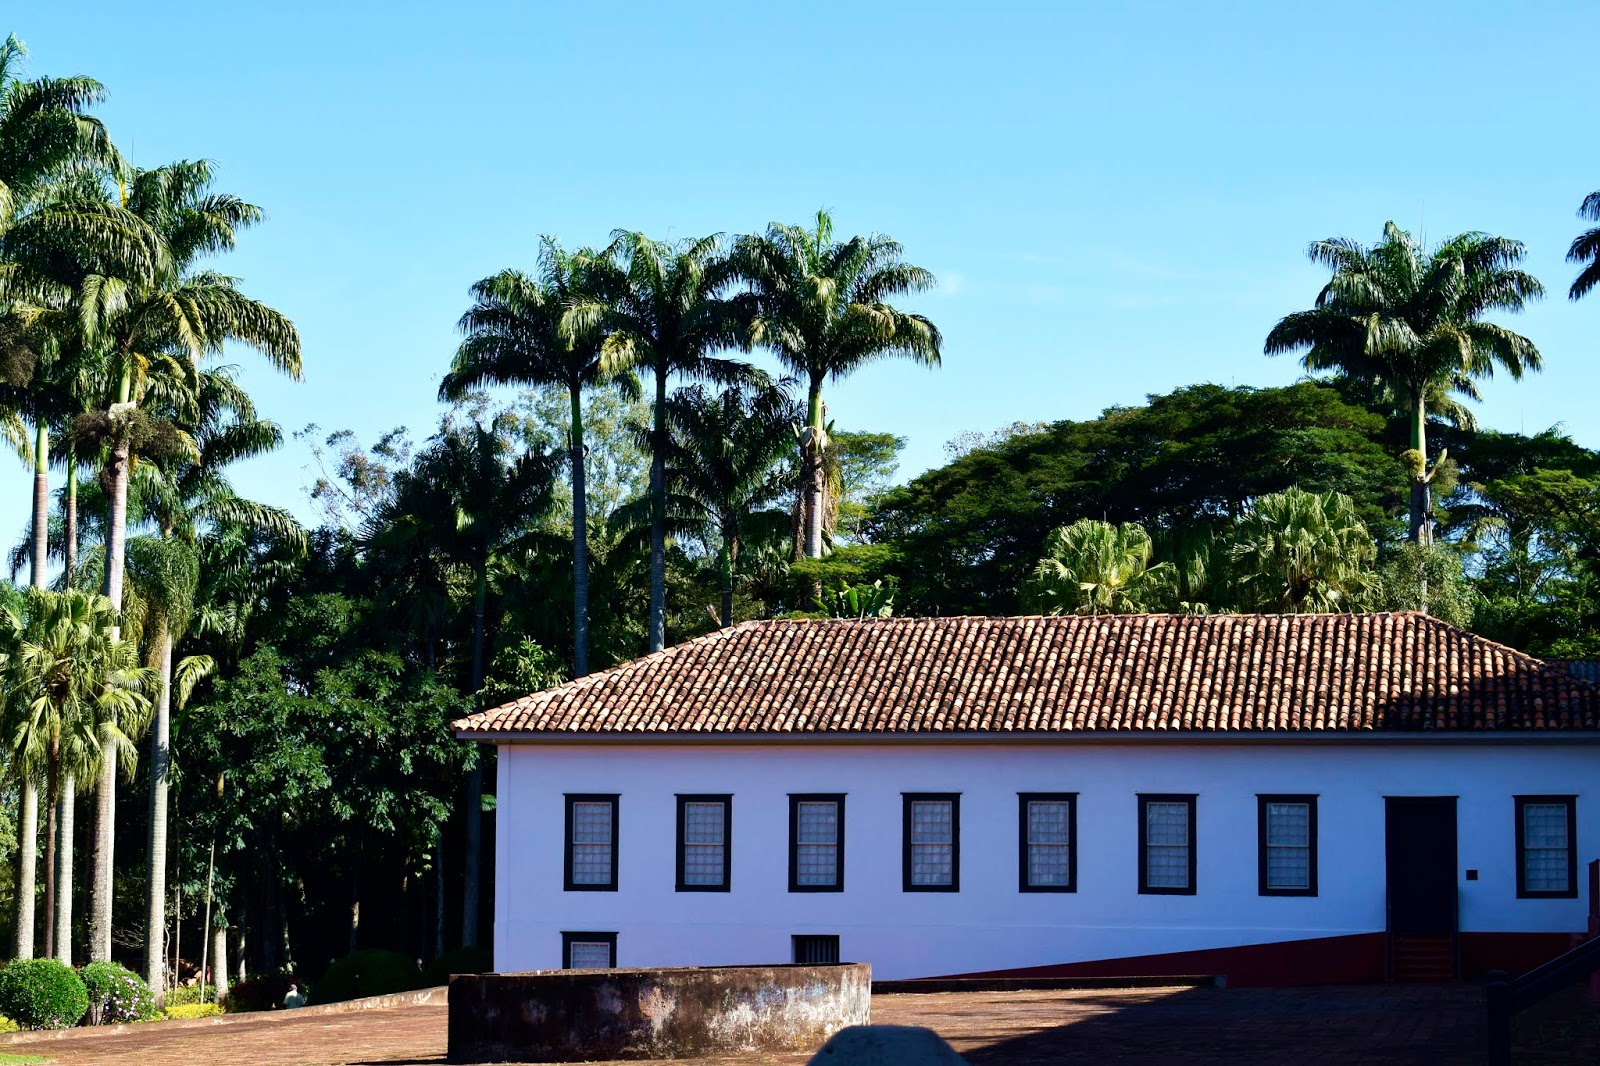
454,614,1600,738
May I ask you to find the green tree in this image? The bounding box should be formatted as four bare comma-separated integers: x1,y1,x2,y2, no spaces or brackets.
1023,519,1174,616
1265,222,1543,544
733,211,940,561
1228,487,1376,612
570,232,751,652
660,382,794,627
1567,190,1600,301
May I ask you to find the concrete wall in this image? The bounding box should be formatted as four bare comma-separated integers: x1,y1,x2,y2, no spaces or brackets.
492,742,1598,981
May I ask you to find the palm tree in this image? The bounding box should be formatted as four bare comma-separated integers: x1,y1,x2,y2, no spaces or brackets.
366,416,555,948
660,382,795,627
1265,222,1543,544
1024,519,1175,616
1228,487,1377,613
732,211,941,561
568,232,752,652
1567,191,1600,301
443,239,620,677
0,35,111,229
66,160,299,963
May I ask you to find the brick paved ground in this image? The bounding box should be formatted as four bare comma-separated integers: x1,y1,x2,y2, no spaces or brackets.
3,982,1590,1065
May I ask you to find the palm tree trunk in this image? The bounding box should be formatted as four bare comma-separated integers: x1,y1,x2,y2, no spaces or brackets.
718,539,733,628
55,769,74,964
14,781,36,959
1408,392,1431,546
570,385,589,677
42,740,57,961
802,380,825,560
30,422,47,587
91,369,133,965
145,625,173,1001
64,449,77,585
648,366,667,653
212,923,229,1006
461,569,488,948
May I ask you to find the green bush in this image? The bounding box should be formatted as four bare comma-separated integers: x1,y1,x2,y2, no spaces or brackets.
80,961,158,1025
309,950,423,1005
162,983,218,1007
0,958,88,1030
163,1002,223,1019
422,946,492,986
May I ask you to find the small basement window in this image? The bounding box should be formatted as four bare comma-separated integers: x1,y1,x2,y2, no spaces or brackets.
562,931,617,969
793,934,841,965
1516,796,1578,899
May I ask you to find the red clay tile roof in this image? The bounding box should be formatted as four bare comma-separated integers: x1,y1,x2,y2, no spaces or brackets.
453,613,1600,738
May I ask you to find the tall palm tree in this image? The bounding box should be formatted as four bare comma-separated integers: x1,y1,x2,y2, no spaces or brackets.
1265,222,1543,544
67,160,299,962
660,382,795,627
365,416,555,948
732,211,941,561
568,232,752,652
443,239,620,677
1024,519,1175,616
0,35,111,230
1228,487,1377,613
1567,191,1600,301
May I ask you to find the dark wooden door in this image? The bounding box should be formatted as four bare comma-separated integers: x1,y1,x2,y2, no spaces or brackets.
1385,797,1458,936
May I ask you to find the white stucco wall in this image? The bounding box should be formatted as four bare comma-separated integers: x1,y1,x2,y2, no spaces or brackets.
491,741,1597,980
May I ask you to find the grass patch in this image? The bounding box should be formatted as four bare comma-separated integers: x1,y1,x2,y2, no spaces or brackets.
0,1054,51,1064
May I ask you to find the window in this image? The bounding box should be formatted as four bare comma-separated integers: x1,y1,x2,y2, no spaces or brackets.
676,795,731,891
1018,793,1077,892
562,931,617,969
1516,796,1577,899
789,794,845,892
903,793,960,892
1139,794,1196,895
792,934,841,965
1257,795,1317,896
563,794,618,891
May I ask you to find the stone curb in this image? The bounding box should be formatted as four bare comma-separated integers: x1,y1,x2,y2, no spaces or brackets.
0,985,447,1044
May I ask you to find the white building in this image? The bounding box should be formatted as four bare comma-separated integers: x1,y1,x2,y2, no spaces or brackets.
457,613,1600,985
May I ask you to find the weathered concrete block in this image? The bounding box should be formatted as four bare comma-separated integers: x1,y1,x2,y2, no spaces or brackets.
808,1025,968,1065
447,963,871,1062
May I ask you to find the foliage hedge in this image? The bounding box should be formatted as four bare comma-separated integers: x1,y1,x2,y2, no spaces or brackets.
422,946,492,986
163,982,218,1007
80,961,159,1025
309,950,424,1005
163,1002,223,1019
0,959,87,1030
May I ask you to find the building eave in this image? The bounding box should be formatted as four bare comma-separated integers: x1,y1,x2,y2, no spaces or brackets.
456,729,1600,747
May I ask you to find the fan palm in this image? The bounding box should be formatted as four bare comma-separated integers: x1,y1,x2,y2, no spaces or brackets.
443,239,623,677
732,211,941,561
1567,191,1600,301
567,231,752,652
1228,487,1377,613
661,381,796,627
1265,222,1543,544
1024,519,1175,616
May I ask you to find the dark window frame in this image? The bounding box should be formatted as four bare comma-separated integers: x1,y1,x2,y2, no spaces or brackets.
1018,792,1078,893
792,934,841,965
563,793,619,892
788,793,846,893
902,792,961,893
1515,795,1578,899
1257,794,1318,897
561,930,617,969
675,793,733,892
1138,793,1197,896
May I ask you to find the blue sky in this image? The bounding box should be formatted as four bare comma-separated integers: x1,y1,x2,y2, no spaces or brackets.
7,1,1598,544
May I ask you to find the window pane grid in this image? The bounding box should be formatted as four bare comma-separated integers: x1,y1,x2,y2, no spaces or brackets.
681,801,726,886
911,800,953,886
568,941,612,969
570,802,613,885
1027,801,1072,887
796,802,838,886
1145,801,1190,889
1523,803,1570,893
1265,802,1310,890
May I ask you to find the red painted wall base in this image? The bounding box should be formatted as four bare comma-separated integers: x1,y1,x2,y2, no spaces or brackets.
941,931,1578,987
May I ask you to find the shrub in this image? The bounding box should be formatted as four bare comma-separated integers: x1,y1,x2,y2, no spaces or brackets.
225,974,296,1013
0,959,88,1030
163,1002,223,1020
309,950,424,1005
80,962,158,1025
0,1014,18,1032
162,983,218,1008
422,946,492,986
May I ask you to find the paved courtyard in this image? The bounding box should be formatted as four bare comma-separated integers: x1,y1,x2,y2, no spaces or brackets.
2,982,1592,1065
